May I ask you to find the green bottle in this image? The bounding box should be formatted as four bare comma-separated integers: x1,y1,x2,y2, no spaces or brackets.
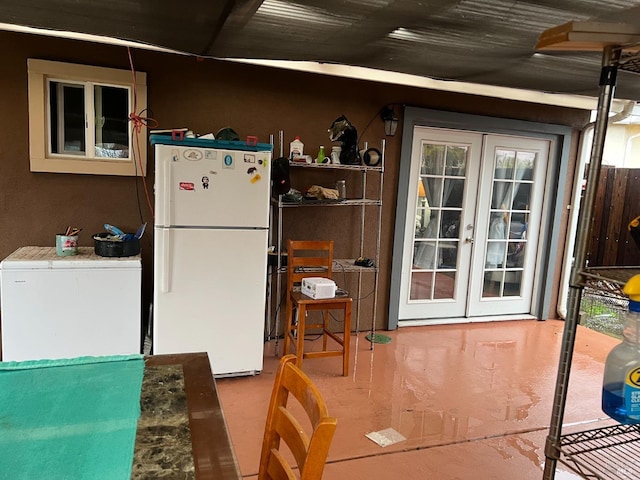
317,145,327,164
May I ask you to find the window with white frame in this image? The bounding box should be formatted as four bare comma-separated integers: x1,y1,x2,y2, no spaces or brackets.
27,59,147,176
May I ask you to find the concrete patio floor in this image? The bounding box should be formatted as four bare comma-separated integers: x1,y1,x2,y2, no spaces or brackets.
216,319,619,479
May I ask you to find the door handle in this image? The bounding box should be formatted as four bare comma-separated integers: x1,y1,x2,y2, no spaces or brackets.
465,224,474,243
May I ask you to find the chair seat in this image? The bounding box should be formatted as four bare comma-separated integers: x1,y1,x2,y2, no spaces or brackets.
290,291,351,307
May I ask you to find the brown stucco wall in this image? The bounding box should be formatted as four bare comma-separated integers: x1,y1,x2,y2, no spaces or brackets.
0,30,590,333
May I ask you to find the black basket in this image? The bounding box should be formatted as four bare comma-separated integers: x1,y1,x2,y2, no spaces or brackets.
93,233,140,257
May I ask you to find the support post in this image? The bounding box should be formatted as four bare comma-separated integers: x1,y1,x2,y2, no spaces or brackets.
542,45,620,479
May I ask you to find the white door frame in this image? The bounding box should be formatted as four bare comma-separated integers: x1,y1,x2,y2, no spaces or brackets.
397,127,482,320
388,107,574,329
468,134,550,316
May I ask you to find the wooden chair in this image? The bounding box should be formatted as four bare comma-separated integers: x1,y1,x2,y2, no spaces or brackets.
283,240,352,376
258,355,337,480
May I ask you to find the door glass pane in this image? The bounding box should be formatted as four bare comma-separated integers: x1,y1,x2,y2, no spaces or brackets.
413,240,436,269
481,147,536,299
434,272,456,299
410,271,433,300
445,146,467,176
410,141,468,301
424,177,442,207
513,183,532,210
516,151,536,180
421,144,445,175
483,271,503,297
439,241,458,268
49,81,85,155
416,207,439,240
443,179,464,208
94,85,130,158
440,212,460,239
491,181,511,209
494,149,515,179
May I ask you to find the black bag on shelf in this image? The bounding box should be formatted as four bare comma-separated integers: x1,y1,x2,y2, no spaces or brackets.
271,156,291,195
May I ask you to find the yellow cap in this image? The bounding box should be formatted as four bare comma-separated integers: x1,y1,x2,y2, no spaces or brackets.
623,274,640,301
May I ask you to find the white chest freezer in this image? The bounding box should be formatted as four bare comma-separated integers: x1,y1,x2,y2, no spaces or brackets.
0,246,141,361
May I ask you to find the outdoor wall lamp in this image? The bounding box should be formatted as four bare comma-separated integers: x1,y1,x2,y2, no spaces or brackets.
380,105,398,136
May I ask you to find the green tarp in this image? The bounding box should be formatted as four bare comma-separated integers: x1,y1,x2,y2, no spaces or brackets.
0,355,144,480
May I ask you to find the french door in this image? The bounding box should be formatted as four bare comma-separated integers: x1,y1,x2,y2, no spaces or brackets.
398,127,549,323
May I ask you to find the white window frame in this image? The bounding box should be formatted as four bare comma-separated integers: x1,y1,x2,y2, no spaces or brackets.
28,59,147,176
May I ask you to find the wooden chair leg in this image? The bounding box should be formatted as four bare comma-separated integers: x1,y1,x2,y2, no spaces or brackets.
284,296,293,355
343,301,352,377
296,305,306,368
322,309,329,351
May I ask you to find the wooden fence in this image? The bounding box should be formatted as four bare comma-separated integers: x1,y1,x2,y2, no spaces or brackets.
586,166,640,267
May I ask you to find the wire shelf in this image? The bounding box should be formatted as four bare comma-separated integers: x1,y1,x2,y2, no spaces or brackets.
619,52,640,75
289,162,383,172
333,259,378,273
559,424,640,479
276,198,381,207
581,267,640,290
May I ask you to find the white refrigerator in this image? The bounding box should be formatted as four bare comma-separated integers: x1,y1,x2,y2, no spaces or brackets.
151,136,272,377
0,246,141,361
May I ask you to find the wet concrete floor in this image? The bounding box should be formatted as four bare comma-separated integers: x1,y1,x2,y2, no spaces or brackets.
216,319,618,479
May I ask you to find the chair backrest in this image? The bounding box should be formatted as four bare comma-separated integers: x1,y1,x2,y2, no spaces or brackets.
258,355,337,480
286,240,334,294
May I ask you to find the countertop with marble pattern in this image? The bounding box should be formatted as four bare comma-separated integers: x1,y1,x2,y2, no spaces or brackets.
131,364,195,479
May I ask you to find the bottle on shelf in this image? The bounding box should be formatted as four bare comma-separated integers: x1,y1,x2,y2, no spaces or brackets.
317,145,328,164
289,136,304,160
602,274,640,424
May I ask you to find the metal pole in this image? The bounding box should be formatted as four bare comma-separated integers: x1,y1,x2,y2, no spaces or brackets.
369,138,385,350
274,130,284,355
266,133,275,341
543,45,619,480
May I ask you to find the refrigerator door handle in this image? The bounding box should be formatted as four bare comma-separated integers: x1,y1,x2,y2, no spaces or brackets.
160,228,171,293
161,158,171,227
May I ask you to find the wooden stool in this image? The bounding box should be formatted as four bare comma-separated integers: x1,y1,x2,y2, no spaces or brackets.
283,240,352,376
285,292,351,376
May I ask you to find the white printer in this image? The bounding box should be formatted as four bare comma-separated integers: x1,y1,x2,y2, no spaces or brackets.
301,277,336,299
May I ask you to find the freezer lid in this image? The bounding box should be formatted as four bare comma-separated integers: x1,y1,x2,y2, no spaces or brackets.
0,247,141,269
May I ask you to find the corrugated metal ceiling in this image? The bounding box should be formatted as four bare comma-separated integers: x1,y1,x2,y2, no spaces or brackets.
2,0,640,100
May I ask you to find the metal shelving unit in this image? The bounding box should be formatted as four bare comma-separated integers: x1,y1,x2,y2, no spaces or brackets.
549,267,640,479
542,39,640,480
558,422,640,479
267,141,385,351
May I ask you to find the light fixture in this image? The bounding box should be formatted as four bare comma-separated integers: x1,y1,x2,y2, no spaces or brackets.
380,105,398,136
